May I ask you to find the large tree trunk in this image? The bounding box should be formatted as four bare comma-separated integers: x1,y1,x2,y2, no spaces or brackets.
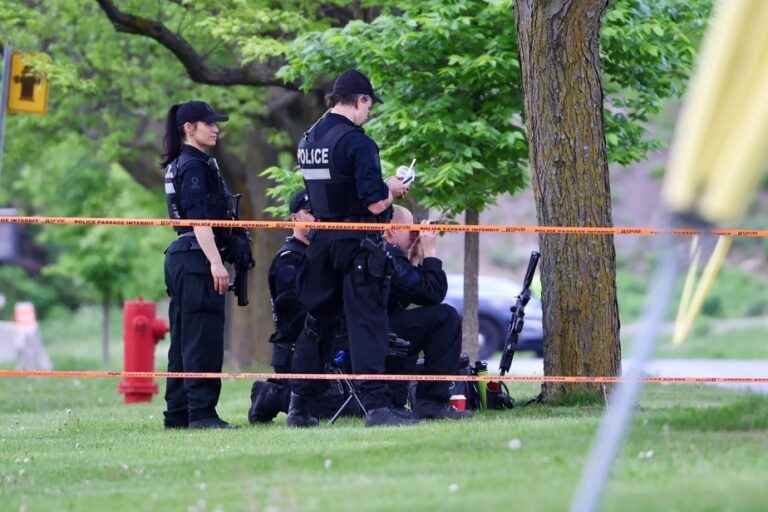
220,92,324,368
515,0,620,401
462,208,480,362
218,130,284,368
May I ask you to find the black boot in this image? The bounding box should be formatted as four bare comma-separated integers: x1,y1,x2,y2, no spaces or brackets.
414,399,473,421
287,393,320,428
189,417,239,429
249,382,289,424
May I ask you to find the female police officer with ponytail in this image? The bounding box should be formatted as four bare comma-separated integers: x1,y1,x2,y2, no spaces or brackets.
161,100,238,429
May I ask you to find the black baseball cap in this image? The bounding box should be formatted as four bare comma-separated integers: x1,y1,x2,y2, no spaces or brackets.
289,189,311,214
331,69,383,103
176,101,229,125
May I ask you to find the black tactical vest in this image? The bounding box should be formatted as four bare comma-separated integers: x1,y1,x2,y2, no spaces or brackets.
164,147,232,238
297,117,373,221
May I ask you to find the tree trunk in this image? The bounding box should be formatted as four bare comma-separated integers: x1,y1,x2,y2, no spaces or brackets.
220,93,325,368
515,0,620,401
101,293,110,366
462,208,480,362
218,129,284,368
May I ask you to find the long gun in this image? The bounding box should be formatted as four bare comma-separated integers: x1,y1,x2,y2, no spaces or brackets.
499,251,540,376
227,194,255,307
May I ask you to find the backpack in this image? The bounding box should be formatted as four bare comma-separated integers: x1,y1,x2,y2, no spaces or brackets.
450,354,515,411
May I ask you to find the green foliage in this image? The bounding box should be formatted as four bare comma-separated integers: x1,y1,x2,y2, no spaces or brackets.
261,154,306,218
0,265,81,320
0,0,715,312
278,0,528,216
601,0,713,164
0,1,264,310
255,0,712,216
11,136,173,302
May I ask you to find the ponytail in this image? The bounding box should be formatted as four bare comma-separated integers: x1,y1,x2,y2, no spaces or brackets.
161,104,184,168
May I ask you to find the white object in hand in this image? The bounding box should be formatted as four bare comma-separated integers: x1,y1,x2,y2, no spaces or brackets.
396,159,416,185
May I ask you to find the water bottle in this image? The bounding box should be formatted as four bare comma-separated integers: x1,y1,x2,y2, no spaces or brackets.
473,360,489,411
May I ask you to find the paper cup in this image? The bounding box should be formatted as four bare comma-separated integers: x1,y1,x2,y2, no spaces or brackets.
449,394,467,411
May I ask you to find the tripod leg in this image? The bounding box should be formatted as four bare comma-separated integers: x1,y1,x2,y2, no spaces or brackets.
329,395,354,425
344,378,368,416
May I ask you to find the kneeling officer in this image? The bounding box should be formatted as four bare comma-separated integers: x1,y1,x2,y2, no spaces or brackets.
249,190,312,422
162,100,253,429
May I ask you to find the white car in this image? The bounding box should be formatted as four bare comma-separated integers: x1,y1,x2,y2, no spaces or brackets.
443,274,544,360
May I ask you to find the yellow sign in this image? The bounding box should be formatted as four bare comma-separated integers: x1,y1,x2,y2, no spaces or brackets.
7,52,49,114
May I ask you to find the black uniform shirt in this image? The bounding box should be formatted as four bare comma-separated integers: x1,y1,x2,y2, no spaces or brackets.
176,145,222,233
312,113,389,207
385,243,448,312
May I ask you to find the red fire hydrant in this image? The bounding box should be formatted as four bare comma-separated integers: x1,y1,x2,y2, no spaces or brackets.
118,299,169,404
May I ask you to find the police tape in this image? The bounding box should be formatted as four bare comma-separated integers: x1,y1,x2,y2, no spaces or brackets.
1,369,767,385
1,214,768,237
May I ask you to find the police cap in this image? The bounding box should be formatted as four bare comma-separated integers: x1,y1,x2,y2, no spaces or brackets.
331,70,383,103
176,101,229,125
289,189,311,214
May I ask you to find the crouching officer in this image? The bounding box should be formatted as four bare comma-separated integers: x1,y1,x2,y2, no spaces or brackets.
249,190,312,423
384,206,472,420
162,100,251,429
288,69,413,428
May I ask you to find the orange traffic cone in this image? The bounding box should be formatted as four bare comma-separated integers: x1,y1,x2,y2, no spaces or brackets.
14,302,38,331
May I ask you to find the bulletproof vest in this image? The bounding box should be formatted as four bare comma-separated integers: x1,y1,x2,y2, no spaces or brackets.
164,149,233,237
297,118,373,221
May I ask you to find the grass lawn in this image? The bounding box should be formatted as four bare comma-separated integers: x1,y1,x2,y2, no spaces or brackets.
1,377,767,512
652,325,768,359
2,306,766,510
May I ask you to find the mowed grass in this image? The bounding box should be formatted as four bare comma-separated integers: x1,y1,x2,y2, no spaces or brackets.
653,325,768,359
1,377,767,512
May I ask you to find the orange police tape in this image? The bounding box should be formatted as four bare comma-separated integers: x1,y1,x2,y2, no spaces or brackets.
1,369,768,385
1,215,768,237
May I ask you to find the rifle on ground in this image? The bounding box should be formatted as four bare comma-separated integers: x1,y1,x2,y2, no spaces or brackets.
499,251,540,376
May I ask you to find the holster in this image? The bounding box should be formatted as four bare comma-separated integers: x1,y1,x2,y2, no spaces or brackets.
355,237,392,281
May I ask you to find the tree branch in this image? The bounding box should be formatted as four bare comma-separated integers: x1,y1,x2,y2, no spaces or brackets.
95,0,297,89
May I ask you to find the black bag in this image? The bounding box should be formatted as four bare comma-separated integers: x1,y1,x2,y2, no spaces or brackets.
448,354,514,411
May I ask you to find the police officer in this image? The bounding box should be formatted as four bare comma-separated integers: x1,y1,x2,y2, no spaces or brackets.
249,190,367,423
249,190,313,423
288,69,413,428
162,100,238,429
384,206,472,420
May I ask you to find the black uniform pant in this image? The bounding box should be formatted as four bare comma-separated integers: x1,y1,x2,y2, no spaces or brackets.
388,303,462,404
164,248,225,425
292,232,391,410
271,343,294,374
